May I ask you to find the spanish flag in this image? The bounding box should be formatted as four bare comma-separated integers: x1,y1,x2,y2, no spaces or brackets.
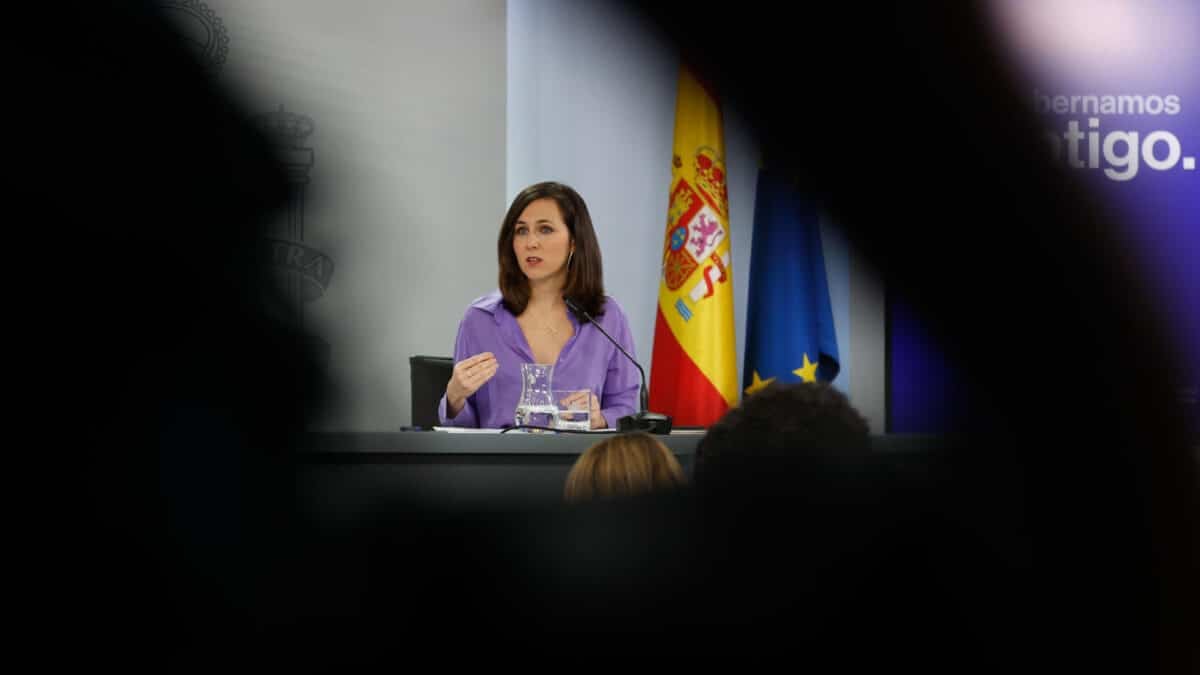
649,65,737,427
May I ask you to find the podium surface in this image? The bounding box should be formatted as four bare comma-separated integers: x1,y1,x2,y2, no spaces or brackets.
300,429,704,455
296,431,940,521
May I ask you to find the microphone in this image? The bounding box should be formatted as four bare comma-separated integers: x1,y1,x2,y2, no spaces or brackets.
564,295,672,434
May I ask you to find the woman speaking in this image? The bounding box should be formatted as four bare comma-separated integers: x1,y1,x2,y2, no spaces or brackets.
437,182,640,429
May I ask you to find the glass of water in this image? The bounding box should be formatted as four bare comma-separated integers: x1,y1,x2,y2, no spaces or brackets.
554,389,592,431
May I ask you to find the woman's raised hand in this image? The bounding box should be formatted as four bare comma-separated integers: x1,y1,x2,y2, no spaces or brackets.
445,352,498,417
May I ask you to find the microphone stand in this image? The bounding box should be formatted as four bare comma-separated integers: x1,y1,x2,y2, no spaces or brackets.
564,296,673,434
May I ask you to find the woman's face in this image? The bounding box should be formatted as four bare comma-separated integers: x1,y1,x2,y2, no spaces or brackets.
512,197,573,285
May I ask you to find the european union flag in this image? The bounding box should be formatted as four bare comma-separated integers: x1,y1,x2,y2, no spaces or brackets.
743,168,839,396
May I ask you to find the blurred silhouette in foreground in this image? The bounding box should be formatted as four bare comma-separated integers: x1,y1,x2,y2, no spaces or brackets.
618,1,1199,670
563,431,686,502
35,2,1197,671
693,382,871,491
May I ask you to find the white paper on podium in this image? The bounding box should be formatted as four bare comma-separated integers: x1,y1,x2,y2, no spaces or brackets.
432,426,622,434
432,426,505,434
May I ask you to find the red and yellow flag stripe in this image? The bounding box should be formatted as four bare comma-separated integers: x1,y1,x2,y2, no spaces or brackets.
649,65,737,426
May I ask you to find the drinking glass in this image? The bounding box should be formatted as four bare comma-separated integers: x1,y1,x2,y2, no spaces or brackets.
553,389,592,431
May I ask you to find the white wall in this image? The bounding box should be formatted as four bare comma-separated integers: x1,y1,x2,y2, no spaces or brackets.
203,0,507,431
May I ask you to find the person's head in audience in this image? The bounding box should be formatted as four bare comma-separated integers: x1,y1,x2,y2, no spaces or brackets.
564,432,686,502
693,382,870,490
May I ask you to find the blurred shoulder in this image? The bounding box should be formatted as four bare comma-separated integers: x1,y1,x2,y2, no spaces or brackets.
599,295,630,324
461,290,505,325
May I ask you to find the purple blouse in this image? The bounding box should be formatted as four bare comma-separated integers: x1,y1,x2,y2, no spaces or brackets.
437,291,641,428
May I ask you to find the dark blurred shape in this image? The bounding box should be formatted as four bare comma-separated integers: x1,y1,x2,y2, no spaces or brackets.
693,382,871,490
28,2,1196,671
33,2,330,666
619,0,1198,670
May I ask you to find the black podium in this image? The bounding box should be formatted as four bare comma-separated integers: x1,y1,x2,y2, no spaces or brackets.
295,431,942,526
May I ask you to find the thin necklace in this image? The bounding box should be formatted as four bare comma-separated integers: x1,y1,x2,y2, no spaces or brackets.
528,307,563,336
526,294,567,337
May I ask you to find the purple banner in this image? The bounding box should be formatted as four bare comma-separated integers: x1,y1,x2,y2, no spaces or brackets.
889,1,1199,432
992,0,1200,390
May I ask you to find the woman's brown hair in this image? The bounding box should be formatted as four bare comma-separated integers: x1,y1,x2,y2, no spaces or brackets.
497,181,606,317
563,432,687,502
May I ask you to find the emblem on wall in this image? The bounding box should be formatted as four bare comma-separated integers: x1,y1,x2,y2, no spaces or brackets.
159,0,229,70
159,1,335,322
254,105,335,309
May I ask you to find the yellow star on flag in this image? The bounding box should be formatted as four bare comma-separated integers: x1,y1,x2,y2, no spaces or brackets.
793,353,819,383
744,370,776,395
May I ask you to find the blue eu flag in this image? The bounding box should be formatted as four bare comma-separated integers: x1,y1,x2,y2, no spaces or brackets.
743,168,839,396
